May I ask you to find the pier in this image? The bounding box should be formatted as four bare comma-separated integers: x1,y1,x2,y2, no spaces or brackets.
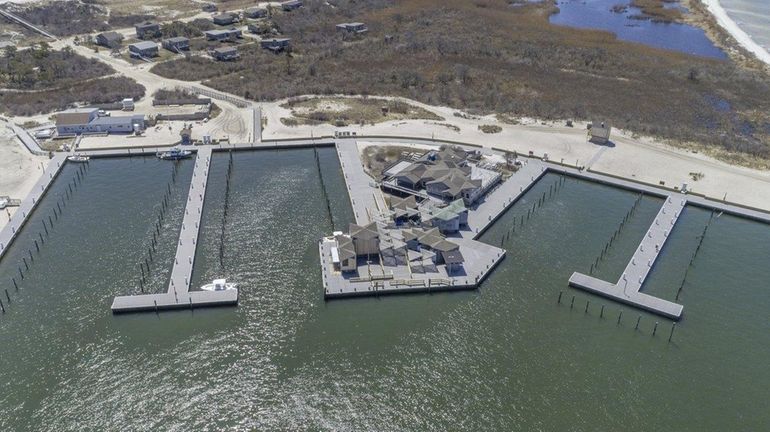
111,147,238,313
568,194,686,320
336,140,382,225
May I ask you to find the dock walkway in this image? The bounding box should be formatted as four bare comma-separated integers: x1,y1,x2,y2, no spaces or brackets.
111,147,238,313
464,161,547,240
335,140,380,225
0,153,67,260
568,194,686,320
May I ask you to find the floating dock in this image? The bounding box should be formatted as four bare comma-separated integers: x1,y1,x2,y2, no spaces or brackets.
111,147,238,313
568,195,686,320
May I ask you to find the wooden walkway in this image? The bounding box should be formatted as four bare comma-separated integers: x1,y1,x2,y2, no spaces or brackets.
111,147,238,313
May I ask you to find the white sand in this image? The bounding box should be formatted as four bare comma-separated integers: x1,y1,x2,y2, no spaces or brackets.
0,126,49,230
701,0,770,65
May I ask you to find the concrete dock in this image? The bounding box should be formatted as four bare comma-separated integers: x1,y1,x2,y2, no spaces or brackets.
568,194,686,320
0,153,67,262
321,152,547,299
111,147,238,313
336,140,381,225
464,161,547,240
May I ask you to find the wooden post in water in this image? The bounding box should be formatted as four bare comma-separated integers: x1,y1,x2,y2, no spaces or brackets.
557,291,562,304
617,311,622,325
668,323,676,342
653,322,659,336
635,315,641,330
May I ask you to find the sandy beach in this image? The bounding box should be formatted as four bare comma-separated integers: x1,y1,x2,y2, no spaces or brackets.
0,126,49,230
701,0,770,65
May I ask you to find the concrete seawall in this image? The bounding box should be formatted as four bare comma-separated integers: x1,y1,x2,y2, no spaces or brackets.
0,153,68,263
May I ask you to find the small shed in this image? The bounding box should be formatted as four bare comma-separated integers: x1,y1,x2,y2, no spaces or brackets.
260,37,291,53
162,36,190,52
135,21,160,39
212,12,238,26
128,41,159,58
211,46,239,61
95,31,123,49
588,121,612,144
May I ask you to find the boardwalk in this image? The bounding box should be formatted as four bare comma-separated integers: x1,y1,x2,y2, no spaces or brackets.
111,147,238,313
252,107,261,143
0,9,57,40
568,195,686,320
0,154,67,261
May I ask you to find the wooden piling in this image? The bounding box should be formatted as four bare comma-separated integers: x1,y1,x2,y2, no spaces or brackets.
635,315,641,330
668,323,676,342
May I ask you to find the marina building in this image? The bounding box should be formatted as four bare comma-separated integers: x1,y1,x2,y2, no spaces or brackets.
387,147,500,205
55,108,145,136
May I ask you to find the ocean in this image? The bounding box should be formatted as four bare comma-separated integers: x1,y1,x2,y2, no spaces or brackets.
719,0,770,51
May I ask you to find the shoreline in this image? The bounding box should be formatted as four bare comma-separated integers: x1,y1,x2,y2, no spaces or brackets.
700,0,770,66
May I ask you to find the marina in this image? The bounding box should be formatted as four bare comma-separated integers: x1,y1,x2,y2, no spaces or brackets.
2,135,769,316
1,141,769,430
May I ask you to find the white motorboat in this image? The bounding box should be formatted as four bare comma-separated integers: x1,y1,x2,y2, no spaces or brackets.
67,154,90,163
200,278,237,292
157,147,193,160
0,198,7,210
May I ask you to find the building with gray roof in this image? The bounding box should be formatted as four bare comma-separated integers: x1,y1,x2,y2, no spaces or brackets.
162,36,190,52
56,108,145,136
95,31,123,49
128,41,159,58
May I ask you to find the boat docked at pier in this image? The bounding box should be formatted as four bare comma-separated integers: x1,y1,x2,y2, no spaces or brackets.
200,278,237,292
67,154,90,163
156,147,193,160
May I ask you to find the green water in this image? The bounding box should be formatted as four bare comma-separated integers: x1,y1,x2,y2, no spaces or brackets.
0,149,768,431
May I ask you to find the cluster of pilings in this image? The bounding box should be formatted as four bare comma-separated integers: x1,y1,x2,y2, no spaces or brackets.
675,210,717,301
136,169,177,294
588,193,644,275
499,176,565,247
219,151,234,271
2,162,90,315
314,148,334,231
557,290,677,342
